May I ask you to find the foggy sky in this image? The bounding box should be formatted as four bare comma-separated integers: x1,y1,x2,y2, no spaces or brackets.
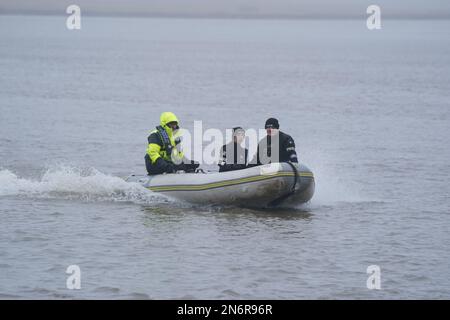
1,0,449,19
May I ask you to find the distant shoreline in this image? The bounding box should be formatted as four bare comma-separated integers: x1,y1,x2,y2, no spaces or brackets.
1,11,449,21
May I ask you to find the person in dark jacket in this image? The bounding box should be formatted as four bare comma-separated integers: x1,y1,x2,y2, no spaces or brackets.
249,118,298,166
218,127,248,172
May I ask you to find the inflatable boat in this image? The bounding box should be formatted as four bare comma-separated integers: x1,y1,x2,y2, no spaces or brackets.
125,162,314,208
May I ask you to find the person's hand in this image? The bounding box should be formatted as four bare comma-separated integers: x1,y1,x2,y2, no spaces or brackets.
191,160,200,169
165,162,176,173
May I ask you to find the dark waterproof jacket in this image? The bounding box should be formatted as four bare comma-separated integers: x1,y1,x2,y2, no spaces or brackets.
250,131,298,166
218,141,248,172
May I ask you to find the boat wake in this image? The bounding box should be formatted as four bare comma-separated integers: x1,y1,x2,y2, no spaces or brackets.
0,162,371,209
305,162,375,208
0,165,167,205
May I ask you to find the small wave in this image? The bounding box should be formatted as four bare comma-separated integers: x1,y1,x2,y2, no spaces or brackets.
0,165,166,204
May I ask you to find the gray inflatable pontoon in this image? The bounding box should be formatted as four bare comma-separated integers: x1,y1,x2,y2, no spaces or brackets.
125,162,314,208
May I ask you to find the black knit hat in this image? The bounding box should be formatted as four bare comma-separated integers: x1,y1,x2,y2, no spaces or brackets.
265,118,279,129
232,127,245,135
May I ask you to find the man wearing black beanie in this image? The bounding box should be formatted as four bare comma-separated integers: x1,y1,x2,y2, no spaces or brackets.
249,117,298,166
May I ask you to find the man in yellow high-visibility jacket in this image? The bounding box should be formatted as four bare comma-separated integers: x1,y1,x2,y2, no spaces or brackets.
145,112,198,175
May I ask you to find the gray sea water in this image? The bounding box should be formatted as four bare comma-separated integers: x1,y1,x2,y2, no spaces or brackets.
0,15,449,299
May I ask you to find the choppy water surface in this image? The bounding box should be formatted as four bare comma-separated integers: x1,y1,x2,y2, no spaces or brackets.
0,16,449,299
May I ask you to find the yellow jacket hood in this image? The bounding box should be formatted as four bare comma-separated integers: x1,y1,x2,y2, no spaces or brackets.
160,112,179,127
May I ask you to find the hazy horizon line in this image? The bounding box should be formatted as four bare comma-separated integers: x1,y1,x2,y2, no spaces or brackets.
1,10,450,20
